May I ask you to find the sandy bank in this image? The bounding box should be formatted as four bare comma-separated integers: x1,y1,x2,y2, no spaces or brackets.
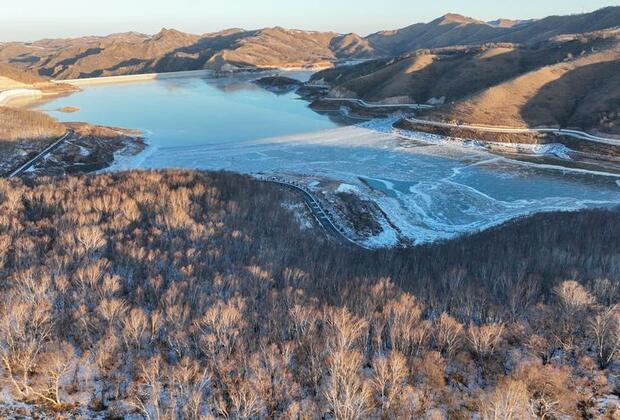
0,88,43,106
56,69,213,86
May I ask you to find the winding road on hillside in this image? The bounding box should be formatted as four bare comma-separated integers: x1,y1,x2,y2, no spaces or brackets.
257,176,371,250
320,97,620,146
404,117,620,147
323,97,433,110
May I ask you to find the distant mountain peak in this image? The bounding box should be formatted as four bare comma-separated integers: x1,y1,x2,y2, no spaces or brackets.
152,28,188,40
435,13,484,26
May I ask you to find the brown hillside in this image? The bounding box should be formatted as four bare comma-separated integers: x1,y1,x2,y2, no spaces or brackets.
0,27,373,79
206,27,341,69
1,7,618,79
0,63,48,85
330,33,375,58
35,28,201,78
0,106,67,176
0,106,65,142
492,6,620,44
432,38,620,133
314,32,617,104
488,19,526,28
366,14,502,55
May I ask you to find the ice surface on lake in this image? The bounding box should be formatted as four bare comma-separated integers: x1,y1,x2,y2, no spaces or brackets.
39,76,620,246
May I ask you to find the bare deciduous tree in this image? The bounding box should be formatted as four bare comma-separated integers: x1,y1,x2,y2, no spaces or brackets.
0,170,618,417
480,379,531,420
589,304,620,368
467,322,505,359
0,299,53,398
371,351,408,419
434,313,463,356
325,349,370,420
32,342,77,407
326,307,368,352
195,297,247,357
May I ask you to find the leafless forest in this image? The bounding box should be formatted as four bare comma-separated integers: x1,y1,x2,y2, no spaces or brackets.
0,170,618,418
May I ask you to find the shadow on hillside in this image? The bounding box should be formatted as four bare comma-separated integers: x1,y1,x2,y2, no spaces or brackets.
35,30,253,79
147,30,253,74
522,60,620,132
39,48,103,77
344,37,609,103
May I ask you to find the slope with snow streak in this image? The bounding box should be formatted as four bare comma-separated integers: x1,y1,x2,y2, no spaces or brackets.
112,123,620,247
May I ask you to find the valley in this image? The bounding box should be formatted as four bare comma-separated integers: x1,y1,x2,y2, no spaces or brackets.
14,72,618,247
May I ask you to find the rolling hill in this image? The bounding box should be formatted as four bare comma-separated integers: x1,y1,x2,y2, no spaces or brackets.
432,40,620,133
312,29,620,134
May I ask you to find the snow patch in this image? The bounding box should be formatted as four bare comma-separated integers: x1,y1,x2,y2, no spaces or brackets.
532,143,572,159
363,221,399,248
282,202,313,231
426,96,446,105
336,183,360,194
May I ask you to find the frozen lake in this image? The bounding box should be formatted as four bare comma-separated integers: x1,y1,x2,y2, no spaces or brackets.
39,75,620,246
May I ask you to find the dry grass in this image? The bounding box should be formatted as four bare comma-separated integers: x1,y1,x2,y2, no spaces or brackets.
66,121,141,138
58,106,80,113
0,63,47,84
0,106,65,142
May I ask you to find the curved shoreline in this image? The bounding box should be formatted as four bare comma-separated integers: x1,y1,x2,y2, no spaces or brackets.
53,66,325,87
56,69,214,86
0,88,43,106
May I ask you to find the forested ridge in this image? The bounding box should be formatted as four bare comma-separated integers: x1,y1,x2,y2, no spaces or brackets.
0,170,618,418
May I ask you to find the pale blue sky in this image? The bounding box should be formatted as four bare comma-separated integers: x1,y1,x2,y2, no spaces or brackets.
1,0,616,41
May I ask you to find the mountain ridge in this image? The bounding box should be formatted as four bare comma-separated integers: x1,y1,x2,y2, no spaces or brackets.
1,6,618,79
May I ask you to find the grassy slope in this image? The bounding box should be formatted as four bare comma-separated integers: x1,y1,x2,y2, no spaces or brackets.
366,14,502,55
0,106,65,142
0,63,48,85
0,106,66,176
0,64,67,144
435,44,620,132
